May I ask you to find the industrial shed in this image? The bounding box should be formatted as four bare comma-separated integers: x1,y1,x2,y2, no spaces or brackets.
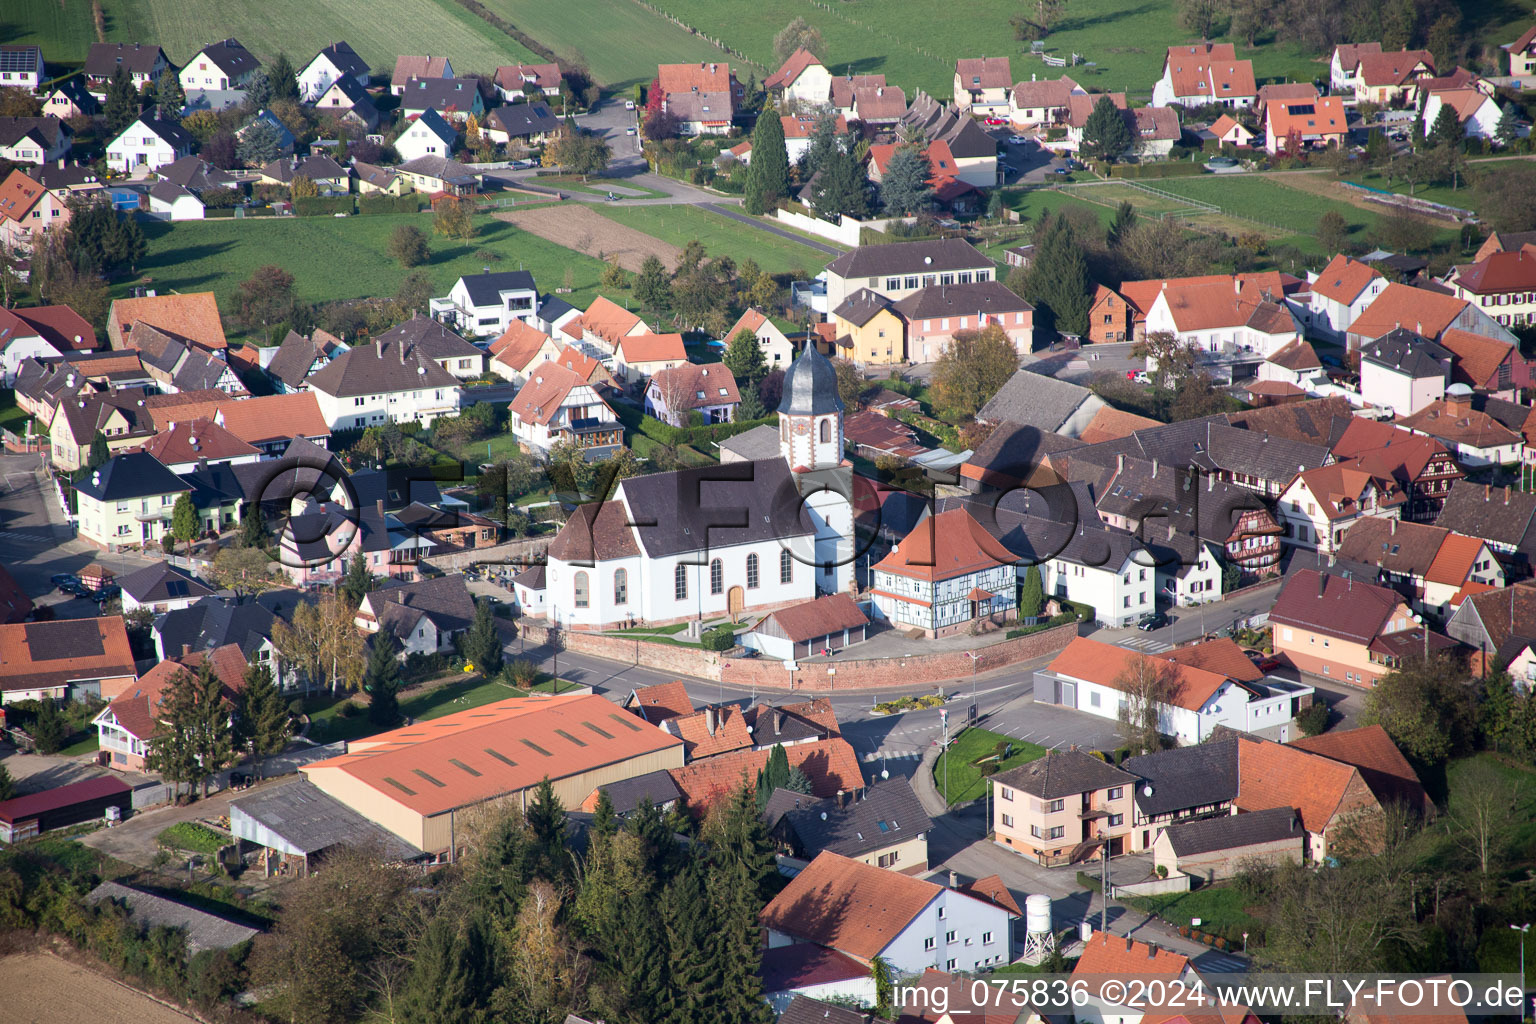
0,775,131,842
230,778,425,877
299,695,684,857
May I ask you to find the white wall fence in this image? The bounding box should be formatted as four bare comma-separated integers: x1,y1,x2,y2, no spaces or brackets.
1111,874,1192,898
772,208,916,247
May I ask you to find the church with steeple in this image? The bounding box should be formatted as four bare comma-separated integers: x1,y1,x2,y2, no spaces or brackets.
540,345,856,629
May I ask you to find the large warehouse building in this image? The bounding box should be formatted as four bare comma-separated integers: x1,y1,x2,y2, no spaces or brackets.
297,694,685,856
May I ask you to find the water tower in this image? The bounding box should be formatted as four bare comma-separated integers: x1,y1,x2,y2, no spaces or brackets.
1021,893,1055,962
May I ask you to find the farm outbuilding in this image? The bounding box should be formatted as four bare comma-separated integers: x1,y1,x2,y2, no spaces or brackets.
0,775,131,843
741,593,870,661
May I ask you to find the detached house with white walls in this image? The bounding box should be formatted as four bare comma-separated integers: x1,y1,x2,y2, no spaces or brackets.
1141,277,1301,380
375,315,483,379
302,337,463,429
1359,328,1450,417
645,363,740,427
953,57,1012,115
507,361,623,459
430,270,538,336
393,107,457,163
765,49,832,107
1152,43,1257,108
106,117,196,173
1331,42,1382,94
724,308,796,370
1277,462,1405,554
298,42,370,102
178,39,260,92
1304,254,1386,343
872,507,1019,637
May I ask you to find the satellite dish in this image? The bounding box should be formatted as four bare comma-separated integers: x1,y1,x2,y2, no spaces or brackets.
1142,784,1154,797
819,811,828,820
881,769,890,780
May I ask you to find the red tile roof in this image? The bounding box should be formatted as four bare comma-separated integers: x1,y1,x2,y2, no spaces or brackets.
573,295,644,345
1236,736,1376,833
0,168,46,223
1161,637,1263,683
668,737,863,813
142,417,260,465
665,704,754,759
759,851,945,959
1267,95,1349,140
648,362,740,412
616,332,686,365
1079,405,1162,444
755,593,869,644
1046,636,1235,712
1347,282,1469,341
1311,254,1383,305
957,874,1021,915
956,57,1012,90
110,292,227,351
0,617,137,694
1453,248,1536,294
0,564,33,624
1287,724,1433,815
766,48,822,91
1355,50,1434,89
1074,930,1192,978
488,320,554,372
11,304,97,351
875,507,1017,582
1163,43,1256,100
782,112,846,139
110,643,249,741
1426,532,1491,587
1288,462,1404,521
509,361,595,427
657,62,738,95
1438,328,1517,389
625,680,693,724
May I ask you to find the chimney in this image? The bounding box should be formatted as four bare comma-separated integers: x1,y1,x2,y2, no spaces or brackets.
1234,277,1241,295
181,644,191,657
375,499,384,521
775,710,785,734
1390,519,1396,535
705,706,717,735
376,344,382,359
1507,486,1512,505
948,870,959,888
1486,484,1491,501
1208,473,1214,491
1318,571,1327,598
1147,942,1158,958
1152,458,1158,477
1117,453,1125,473
1125,935,1134,952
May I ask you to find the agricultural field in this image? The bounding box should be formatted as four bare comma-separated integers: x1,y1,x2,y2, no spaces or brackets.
478,0,737,89
0,954,200,1024
126,212,607,327
99,0,536,69
592,203,833,276
6,0,103,65
498,204,681,272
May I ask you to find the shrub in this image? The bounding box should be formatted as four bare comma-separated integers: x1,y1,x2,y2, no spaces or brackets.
1156,864,1169,879
157,822,227,855
503,658,539,688
1295,701,1329,736
336,700,361,718
1179,925,1190,937
1077,870,1103,894
701,625,737,651
1214,937,1227,950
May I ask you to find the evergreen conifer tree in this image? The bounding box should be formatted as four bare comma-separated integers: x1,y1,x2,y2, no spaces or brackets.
1020,564,1045,618
238,662,291,778
1023,214,1091,335
365,630,403,728
461,598,503,674
743,104,789,214
104,67,140,135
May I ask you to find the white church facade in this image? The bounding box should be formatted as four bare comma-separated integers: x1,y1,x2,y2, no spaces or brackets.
543,345,856,629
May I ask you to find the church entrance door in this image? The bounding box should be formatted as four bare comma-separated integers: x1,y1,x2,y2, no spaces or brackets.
728,586,745,620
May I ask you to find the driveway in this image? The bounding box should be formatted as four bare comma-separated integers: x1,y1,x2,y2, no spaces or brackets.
0,747,110,795
78,784,248,868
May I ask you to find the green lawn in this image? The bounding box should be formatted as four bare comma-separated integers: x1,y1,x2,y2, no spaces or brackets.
1003,186,1119,228
0,390,29,434
1123,883,1263,941
128,213,608,325
935,727,1047,805
156,822,228,856
58,733,100,757
7,0,102,64
407,675,527,720
102,0,536,69
592,204,832,277
475,0,737,89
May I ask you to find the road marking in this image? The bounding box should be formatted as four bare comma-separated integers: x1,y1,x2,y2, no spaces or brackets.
1117,637,1173,653
3,473,33,492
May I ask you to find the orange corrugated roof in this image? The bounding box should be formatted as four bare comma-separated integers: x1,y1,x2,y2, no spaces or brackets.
110,292,227,351
1311,254,1382,305
759,851,945,959
1425,531,1490,587
1046,636,1233,712
875,507,1017,582
302,694,683,817
1235,737,1366,833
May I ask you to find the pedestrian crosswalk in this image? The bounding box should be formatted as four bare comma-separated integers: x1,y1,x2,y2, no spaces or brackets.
1193,951,1248,974
0,529,50,544
862,750,923,764
1117,636,1173,653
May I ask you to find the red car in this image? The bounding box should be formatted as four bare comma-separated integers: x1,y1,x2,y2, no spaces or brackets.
985,117,1008,126
1257,656,1283,673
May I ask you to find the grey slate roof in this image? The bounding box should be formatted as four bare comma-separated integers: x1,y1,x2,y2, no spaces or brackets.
457,270,536,308
1435,479,1536,551
155,596,281,661
304,336,461,397
593,768,682,814
1122,738,1239,817
266,330,328,388
832,288,893,327
195,38,259,79
824,237,992,280
76,452,190,502
397,154,480,184
1360,328,1451,380
262,153,347,184
158,156,235,191
399,76,482,112
375,314,482,361
976,367,1095,431
127,116,195,151
1162,805,1300,857
231,779,423,860
965,422,1082,478
718,423,781,461
87,882,260,953
310,41,369,79
778,344,844,416
992,747,1135,799
117,561,216,605
486,101,560,137
892,279,1033,319
768,777,933,859
617,458,815,558
368,573,476,640
85,43,168,78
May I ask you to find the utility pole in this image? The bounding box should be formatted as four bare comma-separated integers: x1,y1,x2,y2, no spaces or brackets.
1100,838,1110,935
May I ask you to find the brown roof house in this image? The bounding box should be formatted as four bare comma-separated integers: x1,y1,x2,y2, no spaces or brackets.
644,362,740,427
743,592,869,661
355,574,477,658
108,292,227,353
0,617,137,703
953,56,1012,115
990,747,1137,867
1234,736,1382,863
1269,570,1425,688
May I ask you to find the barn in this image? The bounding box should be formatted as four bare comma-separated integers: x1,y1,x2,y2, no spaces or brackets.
0,775,131,843
742,593,870,661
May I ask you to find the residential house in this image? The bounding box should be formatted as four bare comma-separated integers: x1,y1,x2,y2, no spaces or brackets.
396,157,479,198
1423,87,1502,140
0,168,70,249
1335,516,1505,620
1437,480,1536,575
1129,106,1184,159
829,74,886,120
352,160,403,195
265,328,348,393
864,140,980,212
1398,386,1525,468
75,451,193,551
376,315,483,379
1264,96,1349,153
152,593,301,691
481,102,560,146
1446,247,1536,330
612,332,687,385
355,574,476,657
558,294,649,358
511,564,546,619
0,617,136,703
1359,328,1450,416
724,308,795,370
1152,806,1304,883
1331,42,1383,94
896,92,999,186
508,360,623,458
258,154,348,191
765,112,846,165
765,48,832,107
279,496,437,586
872,507,1018,636
1032,637,1311,745
1234,735,1382,861
493,62,562,101
1120,739,1240,853
622,680,694,725
303,337,463,429
47,389,157,471
1007,74,1083,128
976,367,1106,436
0,305,97,384
311,76,379,132
1073,935,1211,1024
953,57,1012,115
118,561,216,614
1270,569,1426,687
488,321,561,384
1088,285,1135,344
1152,43,1257,108
94,644,246,771
823,238,995,311
1064,91,1126,149
1140,276,1302,379
1447,577,1536,670
0,116,72,165
391,55,453,96
123,325,245,395
108,287,230,352
1353,50,1435,106
1511,26,1536,78
851,84,907,126
760,851,1015,974
1346,281,1517,351
656,62,743,135
742,593,869,660
142,417,261,476
1208,113,1255,148
432,269,537,337
398,76,485,122
645,362,740,427
140,391,331,458
991,747,1137,865
1276,461,1404,554
1304,254,1387,343
893,281,1036,361
831,289,907,367
0,45,43,91
179,39,260,92
85,42,169,95
394,107,457,163
298,41,369,102
157,155,236,196
392,502,500,554
105,116,196,173
1259,338,1327,391
763,777,931,873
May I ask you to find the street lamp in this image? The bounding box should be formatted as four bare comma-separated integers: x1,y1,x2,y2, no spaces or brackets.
1242,931,1249,954
1512,923,1530,1000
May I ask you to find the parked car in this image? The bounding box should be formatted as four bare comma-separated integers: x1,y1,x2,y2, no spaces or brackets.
985,117,1007,126
1007,135,1029,145
93,584,121,603
1064,158,1085,170
1132,370,1150,384
626,126,637,135
625,100,636,110
1256,656,1283,673
1052,166,1071,176
1138,610,1169,631
51,573,81,592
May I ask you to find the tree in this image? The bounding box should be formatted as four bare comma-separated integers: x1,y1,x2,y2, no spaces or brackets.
87,432,111,471
808,148,869,221
238,265,296,331
1376,210,1434,254
546,128,611,180
1429,103,1463,149
1229,0,1274,45
601,256,626,289
1316,209,1349,254
1360,653,1476,767
642,107,680,141
1011,0,1064,41
208,546,277,601
149,660,234,798
872,957,896,1021
289,174,318,200
1106,200,1138,248
433,199,477,242
1425,12,1461,74
30,699,66,754
267,53,300,102
1496,104,1521,149
743,104,790,214
395,269,434,314
169,493,199,560
64,201,145,276
237,502,267,549
1132,330,1198,391
722,328,768,385
773,17,824,64
1474,165,1536,233
755,743,792,808
236,118,284,166
1177,0,1227,37
831,357,865,410
461,598,503,675
505,881,583,1022
1022,214,1090,335
237,662,290,779
1081,95,1133,163
152,69,185,119
365,629,404,729
931,324,1019,420
591,788,617,837
799,111,843,181
339,554,375,608
879,145,934,215
104,66,140,135
399,912,495,1024
0,763,12,803
203,130,238,170
1115,654,1176,754
1019,565,1045,618
634,254,671,313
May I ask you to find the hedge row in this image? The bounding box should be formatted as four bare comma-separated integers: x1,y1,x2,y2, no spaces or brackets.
1005,610,1078,639
293,196,356,216
633,412,779,449
1104,161,1208,179
359,194,423,215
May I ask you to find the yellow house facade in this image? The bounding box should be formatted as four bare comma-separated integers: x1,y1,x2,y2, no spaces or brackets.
831,288,907,367
49,398,151,472
74,452,192,551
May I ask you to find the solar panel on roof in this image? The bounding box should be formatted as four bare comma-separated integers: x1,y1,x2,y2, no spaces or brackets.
25,621,105,661
165,580,189,597
412,769,446,788
521,739,552,756
383,776,416,796
484,748,517,767
554,728,586,747
0,50,39,74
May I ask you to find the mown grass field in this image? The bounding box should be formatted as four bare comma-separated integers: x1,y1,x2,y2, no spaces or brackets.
100,0,536,69
934,726,1046,805
478,0,737,89
5,0,103,65
592,203,832,276
127,212,608,325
